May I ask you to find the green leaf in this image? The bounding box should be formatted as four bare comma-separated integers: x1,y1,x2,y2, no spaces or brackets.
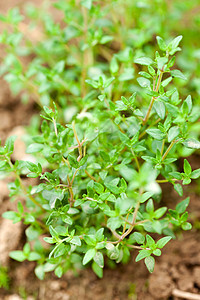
184,159,192,175
174,184,183,196
83,248,96,265
110,57,119,74
181,222,192,230
133,232,145,244
157,236,172,249
26,143,43,154
154,101,166,119
140,192,154,203
5,136,16,154
154,207,167,219
81,0,92,9
70,236,81,246
107,217,122,231
168,126,180,142
28,252,42,261
17,202,24,215
182,138,200,149
55,266,63,278
176,197,190,214
134,57,153,66
49,225,59,239
54,243,66,258
43,237,55,244
137,77,151,88
146,199,154,213
2,211,20,223
138,71,152,79
146,235,155,248
145,256,155,273
35,265,45,280
146,129,165,140
105,183,120,194
153,249,161,256
94,252,104,268
157,57,168,69
135,249,151,262
171,69,187,80
156,36,167,51
92,261,103,278
191,169,200,179
161,77,173,87
171,35,183,49
93,182,104,194
9,251,26,262
68,155,79,168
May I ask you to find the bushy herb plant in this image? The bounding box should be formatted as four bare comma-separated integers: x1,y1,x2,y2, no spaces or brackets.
0,1,200,279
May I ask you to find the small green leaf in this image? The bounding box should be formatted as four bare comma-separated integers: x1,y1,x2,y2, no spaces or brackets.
133,232,145,244
171,69,187,80
154,207,167,219
168,126,180,142
146,199,154,213
146,235,155,248
92,261,103,278
110,56,119,74
28,252,42,261
83,248,96,265
145,256,155,273
146,129,165,140
153,249,161,256
176,197,190,214
184,159,192,176
157,236,172,249
93,252,104,268
135,249,151,262
134,57,153,66
55,266,63,278
26,143,43,154
81,0,92,9
93,182,104,194
171,35,183,49
154,101,166,119
35,265,45,280
156,36,167,51
191,169,200,179
70,236,81,246
182,138,200,149
174,184,183,196
181,222,192,230
9,251,26,262
137,77,151,88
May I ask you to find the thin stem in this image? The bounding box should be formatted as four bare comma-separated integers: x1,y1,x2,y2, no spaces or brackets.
109,201,140,244
52,118,58,137
143,71,163,125
161,139,165,156
85,170,98,182
131,148,140,171
162,139,176,161
139,118,161,140
127,244,150,250
7,159,44,210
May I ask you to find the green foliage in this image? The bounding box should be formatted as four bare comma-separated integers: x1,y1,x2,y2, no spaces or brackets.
0,0,200,279
0,265,10,290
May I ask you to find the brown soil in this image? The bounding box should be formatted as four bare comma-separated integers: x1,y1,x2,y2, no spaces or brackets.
1,1,200,300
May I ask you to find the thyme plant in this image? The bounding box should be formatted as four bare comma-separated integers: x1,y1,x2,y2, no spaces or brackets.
0,1,200,279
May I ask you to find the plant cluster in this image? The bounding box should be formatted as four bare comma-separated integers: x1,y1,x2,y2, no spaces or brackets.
0,0,200,279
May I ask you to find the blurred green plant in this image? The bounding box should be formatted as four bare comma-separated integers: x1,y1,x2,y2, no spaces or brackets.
0,265,9,290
